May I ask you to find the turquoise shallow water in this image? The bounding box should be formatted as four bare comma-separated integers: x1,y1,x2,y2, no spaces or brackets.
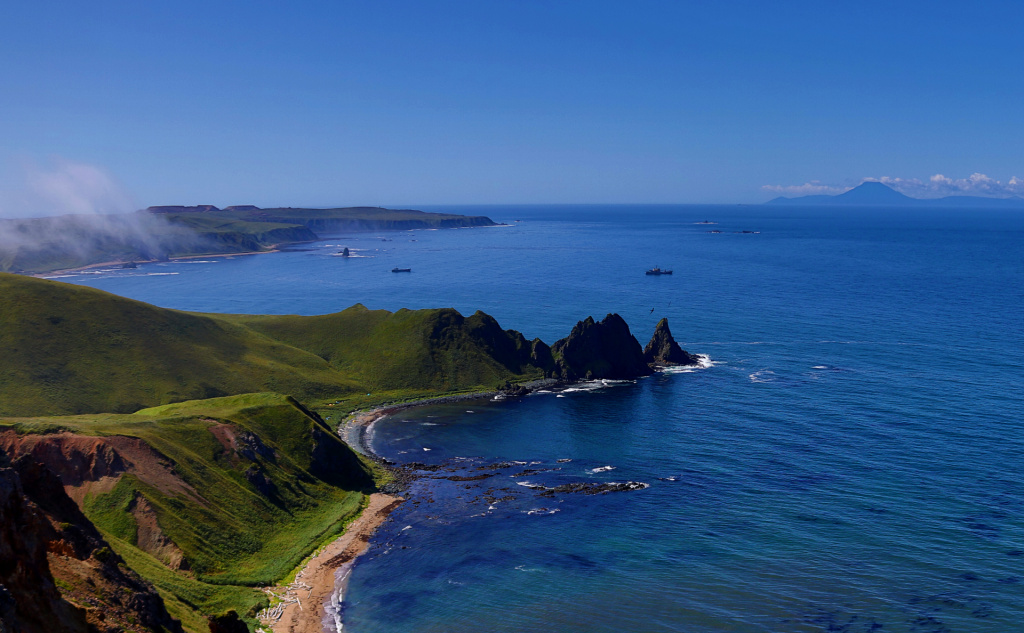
64,205,1024,632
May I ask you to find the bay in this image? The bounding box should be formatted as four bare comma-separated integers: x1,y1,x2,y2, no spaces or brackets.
62,205,1024,632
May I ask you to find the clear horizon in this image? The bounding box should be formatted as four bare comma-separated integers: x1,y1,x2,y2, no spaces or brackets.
1,1,1021,215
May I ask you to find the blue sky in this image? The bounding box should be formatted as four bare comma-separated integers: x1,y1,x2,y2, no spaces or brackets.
1,1,1022,210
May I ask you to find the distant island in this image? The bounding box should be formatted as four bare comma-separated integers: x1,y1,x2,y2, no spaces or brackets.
0,205,499,274
766,181,1024,207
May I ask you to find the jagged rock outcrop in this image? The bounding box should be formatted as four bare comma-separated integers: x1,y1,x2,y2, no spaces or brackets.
0,454,183,633
643,318,700,367
550,314,653,381
0,457,86,633
529,339,556,377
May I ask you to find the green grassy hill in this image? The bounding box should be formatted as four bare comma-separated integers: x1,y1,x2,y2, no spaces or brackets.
0,273,546,418
228,306,545,392
0,273,360,416
2,393,374,631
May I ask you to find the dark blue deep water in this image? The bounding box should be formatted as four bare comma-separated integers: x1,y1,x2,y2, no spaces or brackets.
62,205,1024,632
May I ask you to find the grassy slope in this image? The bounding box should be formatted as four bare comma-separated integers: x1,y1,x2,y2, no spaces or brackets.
2,393,374,631
0,274,541,417
0,273,361,416
227,305,543,393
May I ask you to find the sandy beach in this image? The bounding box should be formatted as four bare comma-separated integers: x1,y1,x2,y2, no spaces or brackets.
264,493,404,633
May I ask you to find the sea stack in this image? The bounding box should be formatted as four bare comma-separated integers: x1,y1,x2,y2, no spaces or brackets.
551,314,652,381
643,318,699,367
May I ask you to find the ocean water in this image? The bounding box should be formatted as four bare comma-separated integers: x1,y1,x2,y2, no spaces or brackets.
62,205,1024,632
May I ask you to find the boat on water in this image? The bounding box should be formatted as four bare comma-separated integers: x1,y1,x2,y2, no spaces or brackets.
645,267,672,275
391,267,412,273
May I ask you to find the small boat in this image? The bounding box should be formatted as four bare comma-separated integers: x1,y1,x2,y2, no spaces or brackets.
391,267,412,273
645,267,672,275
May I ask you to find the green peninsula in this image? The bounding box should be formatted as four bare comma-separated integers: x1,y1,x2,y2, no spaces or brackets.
0,205,498,274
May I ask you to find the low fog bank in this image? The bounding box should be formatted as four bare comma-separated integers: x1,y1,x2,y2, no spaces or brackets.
0,158,213,273
0,212,210,273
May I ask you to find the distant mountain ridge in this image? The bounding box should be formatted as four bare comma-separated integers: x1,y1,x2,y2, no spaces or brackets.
767,181,1024,207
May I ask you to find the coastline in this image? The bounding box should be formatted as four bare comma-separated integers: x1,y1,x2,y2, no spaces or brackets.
262,389,541,633
266,368,699,633
263,493,404,633
339,379,560,458
31,248,283,278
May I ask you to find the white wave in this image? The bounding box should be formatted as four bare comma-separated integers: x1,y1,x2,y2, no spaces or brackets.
812,365,828,369
511,461,527,465
659,366,696,374
40,275,76,279
146,272,179,276
556,394,566,398
749,370,776,383
590,466,616,473
525,508,560,516
515,481,546,489
609,481,651,490
401,525,412,531
175,260,217,264
515,565,544,572
422,447,431,451
697,355,713,368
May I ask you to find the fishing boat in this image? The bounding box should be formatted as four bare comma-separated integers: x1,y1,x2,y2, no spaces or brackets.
645,267,672,275
391,267,412,273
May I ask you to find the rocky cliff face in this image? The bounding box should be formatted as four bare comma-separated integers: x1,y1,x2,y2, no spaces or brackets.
0,453,182,633
643,318,699,367
550,314,653,381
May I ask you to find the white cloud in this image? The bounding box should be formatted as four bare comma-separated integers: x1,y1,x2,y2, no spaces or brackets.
0,157,136,218
761,181,851,197
765,173,1024,199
